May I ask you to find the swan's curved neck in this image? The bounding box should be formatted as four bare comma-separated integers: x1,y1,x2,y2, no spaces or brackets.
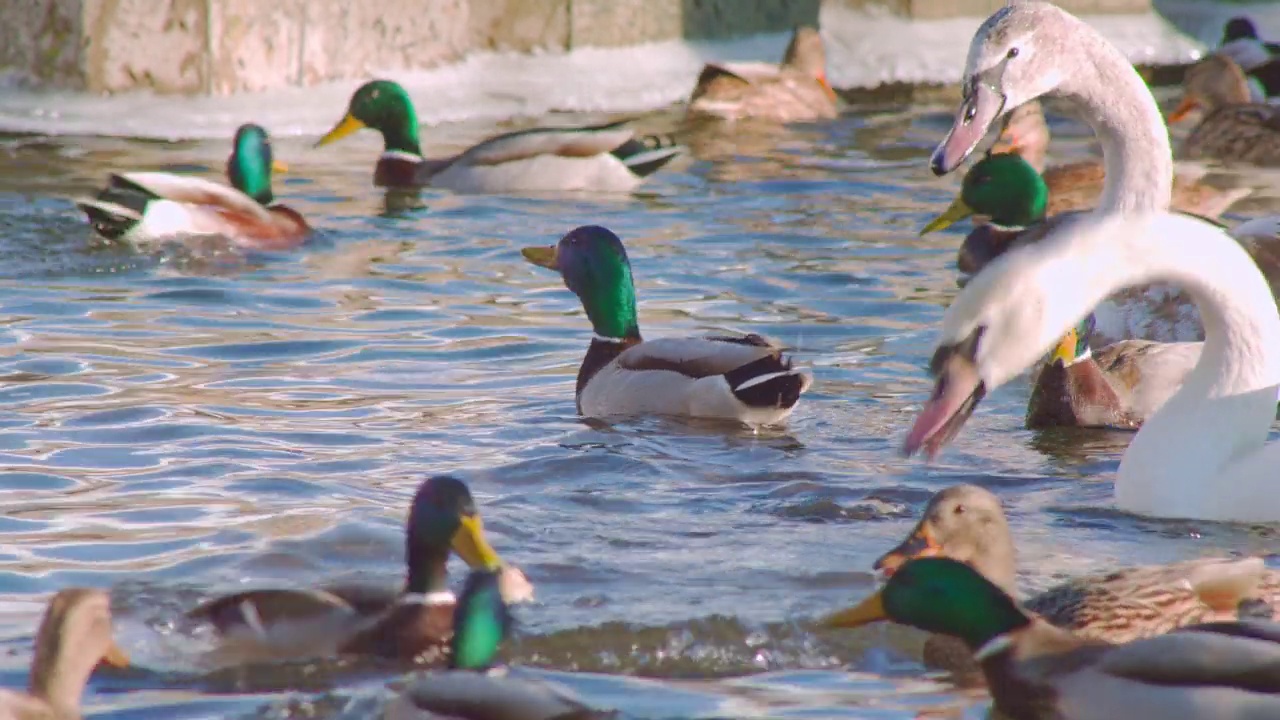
1077,216,1280,518
1050,20,1173,214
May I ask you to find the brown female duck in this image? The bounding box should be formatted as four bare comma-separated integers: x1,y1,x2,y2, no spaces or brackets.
0,589,129,719
993,100,1249,218
827,557,1280,720
687,26,839,123
1169,53,1280,166
873,485,1279,680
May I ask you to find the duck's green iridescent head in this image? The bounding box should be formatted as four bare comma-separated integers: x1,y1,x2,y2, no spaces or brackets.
449,571,512,671
1050,313,1097,367
521,226,641,341
227,124,286,206
405,476,506,595
824,557,1031,651
920,152,1048,235
315,79,422,155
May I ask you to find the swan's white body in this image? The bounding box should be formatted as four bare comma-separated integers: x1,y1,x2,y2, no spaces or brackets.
952,211,1280,522
924,2,1280,522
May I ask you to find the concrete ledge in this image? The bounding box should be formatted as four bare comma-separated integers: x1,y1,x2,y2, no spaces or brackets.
0,0,1161,96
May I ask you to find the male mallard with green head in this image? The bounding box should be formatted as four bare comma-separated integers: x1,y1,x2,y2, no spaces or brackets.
76,124,308,250
0,589,130,720
521,225,812,425
870,485,1280,680
188,476,533,664
388,571,609,720
316,80,682,193
923,151,1245,351
827,556,1280,719
1026,312,1199,430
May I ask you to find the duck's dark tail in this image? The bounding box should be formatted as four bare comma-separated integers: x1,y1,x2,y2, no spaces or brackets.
74,176,157,240
724,355,812,410
612,133,684,178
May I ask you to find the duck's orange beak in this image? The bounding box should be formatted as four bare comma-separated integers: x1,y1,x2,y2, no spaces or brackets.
1168,96,1199,124
818,73,838,102
873,523,943,578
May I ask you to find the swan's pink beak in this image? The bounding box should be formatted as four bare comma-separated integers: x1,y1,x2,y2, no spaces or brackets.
903,350,986,459
931,82,1005,176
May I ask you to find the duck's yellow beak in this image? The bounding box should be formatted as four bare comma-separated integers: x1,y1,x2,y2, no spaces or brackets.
451,514,503,571
1168,95,1198,124
921,198,976,236
823,591,888,629
271,159,289,174
521,245,559,270
316,113,366,148
1051,328,1079,366
100,641,130,669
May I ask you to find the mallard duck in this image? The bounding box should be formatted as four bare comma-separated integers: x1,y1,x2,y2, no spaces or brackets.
1168,53,1280,166
990,100,1250,219
187,476,533,663
0,589,129,719
520,225,812,425
928,156,1195,431
872,485,1279,679
387,571,607,720
1026,312,1200,430
826,557,1280,720
687,26,838,123
1219,16,1280,97
315,80,682,193
75,124,308,250
916,2,1280,522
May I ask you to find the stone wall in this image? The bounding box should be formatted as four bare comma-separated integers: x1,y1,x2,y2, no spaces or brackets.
0,0,1152,96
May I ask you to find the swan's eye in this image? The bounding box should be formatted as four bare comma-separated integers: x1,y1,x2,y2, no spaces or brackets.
1007,47,1019,59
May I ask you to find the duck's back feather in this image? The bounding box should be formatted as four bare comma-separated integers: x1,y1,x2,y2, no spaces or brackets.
580,334,811,424
113,172,274,223
454,122,637,167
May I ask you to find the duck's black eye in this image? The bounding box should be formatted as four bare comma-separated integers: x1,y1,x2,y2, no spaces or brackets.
1007,47,1019,59
953,504,966,515
964,106,977,122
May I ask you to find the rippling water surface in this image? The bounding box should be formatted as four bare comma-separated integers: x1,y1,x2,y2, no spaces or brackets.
0,96,1278,720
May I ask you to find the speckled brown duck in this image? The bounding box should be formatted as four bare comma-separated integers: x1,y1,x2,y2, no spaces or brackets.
687,26,839,123
871,485,1280,682
1170,53,1280,166
993,100,1250,218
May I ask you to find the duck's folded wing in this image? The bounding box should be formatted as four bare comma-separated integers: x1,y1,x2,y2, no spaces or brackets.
187,588,355,632
615,334,785,378
1095,621,1280,692
455,121,637,166
113,172,275,223
394,670,597,720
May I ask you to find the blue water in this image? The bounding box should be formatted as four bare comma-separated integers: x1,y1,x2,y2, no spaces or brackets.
0,100,1275,719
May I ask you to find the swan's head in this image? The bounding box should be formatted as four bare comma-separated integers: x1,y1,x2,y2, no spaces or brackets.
904,223,1104,458
932,2,1074,175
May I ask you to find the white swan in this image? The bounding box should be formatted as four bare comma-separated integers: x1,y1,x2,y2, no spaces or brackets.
931,2,1215,346
908,2,1280,523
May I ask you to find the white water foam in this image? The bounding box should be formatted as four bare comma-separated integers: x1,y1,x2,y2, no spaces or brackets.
0,5,1204,141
